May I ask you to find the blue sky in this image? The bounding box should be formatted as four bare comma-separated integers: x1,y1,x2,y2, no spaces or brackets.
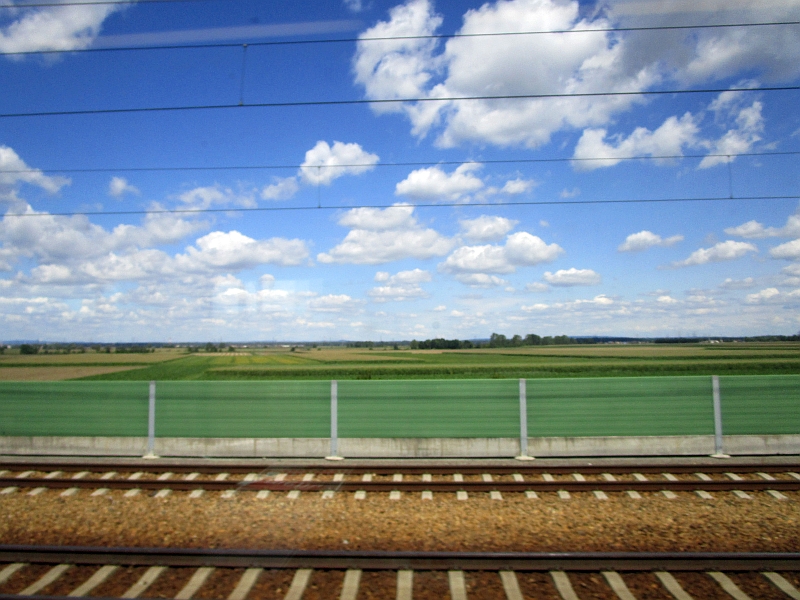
1,0,799,342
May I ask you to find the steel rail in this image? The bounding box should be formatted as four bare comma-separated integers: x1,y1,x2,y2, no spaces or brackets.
0,545,798,571
2,460,798,476
3,476,799,493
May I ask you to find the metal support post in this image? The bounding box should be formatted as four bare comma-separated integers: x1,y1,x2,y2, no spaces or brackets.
515,378,534,460
326,379,343,460
711,375,729,458
143,380,158,459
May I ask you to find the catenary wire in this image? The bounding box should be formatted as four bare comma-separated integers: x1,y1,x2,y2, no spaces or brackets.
2,85,798,119
0,19,800,56
2,150,799,175
2,20,800,56
2,0,218,7
3,195,798,218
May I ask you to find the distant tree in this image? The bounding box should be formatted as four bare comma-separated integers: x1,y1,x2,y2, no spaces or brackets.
20,344,38,355
204,342,217,352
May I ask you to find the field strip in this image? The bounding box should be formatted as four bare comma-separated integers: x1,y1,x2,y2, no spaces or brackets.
0,367,142,381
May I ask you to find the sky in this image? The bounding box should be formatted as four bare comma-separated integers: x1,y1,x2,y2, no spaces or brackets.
1,0,799,343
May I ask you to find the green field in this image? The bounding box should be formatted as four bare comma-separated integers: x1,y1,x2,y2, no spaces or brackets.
1,343,797,381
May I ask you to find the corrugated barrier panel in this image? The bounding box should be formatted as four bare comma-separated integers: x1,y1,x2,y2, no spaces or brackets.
526,376,715,437
338,379,519,438
155,381,330,438
0,382,149,436
719,375,800,435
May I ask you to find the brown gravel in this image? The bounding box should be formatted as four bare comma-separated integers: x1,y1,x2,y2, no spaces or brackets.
517,572,562,599
302,569,344,600
37,565,96,596
616,572,673,599
358,570,397,600
1,488,798,552
412,571,450,600
568,572,617,599
246,569,296,600
464,571,505,599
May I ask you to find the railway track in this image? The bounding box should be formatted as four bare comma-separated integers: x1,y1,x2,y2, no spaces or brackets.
0,546,799,599
2,462,799,498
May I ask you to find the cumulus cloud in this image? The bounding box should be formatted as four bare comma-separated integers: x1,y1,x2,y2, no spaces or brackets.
560,188,580,199
0,3,124,55
354,0,659,148
573,113,699,170
178,185,255,210
176,230,308,271
453,273,507,288
369,268,432,301
261,176,299,201
354,0,798,152
719,277,756,290
745,288,780,304
0,145,70,197
671,240,757,267
618,230,684,252
439,231,563,286
307,294,362,312
543,268,601,286
501,178,536,195
770,239,800,261
108,176,139,198
725,212,800,239
317,204,453,264
395,163,484,201
698,97,764,169
300,140,379,185
459,215,517,242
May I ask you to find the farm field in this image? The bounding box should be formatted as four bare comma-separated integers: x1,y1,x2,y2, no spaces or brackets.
0,343,798,381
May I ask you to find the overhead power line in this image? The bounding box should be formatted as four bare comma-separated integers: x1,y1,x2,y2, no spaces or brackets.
4,195,798,218
2,151,799,175
2,20,799,57
2,85,797,119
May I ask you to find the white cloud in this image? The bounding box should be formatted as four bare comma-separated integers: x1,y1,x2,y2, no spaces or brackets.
433,304,446,311
0,3,123,54
354,0,799,152
745,288,781,304
770,239,800,261
719,277,756,290
439,231,563,282
559,188,580,199
369,268,431,301
0,145,70,196
318,204,453,264
501,178,536,195
453,273,507,288
0,202,206,266
299,141,379,185
354,0,658,148
395,163,484,201
698,99,764,169
573,112,700,170
343,0,364,12
178,185,255,209
525,282,549,292
725,212,800,239
261,176,299,201
108,176,139,198
543,268,601,286
618,230,684,252
459,215,517,242
672,240,757,267
521,303,549,311
307,294,361,312
177,230,309,270
657,295,679,304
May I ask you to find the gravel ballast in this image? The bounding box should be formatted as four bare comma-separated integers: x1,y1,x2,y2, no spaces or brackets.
0,488,797,553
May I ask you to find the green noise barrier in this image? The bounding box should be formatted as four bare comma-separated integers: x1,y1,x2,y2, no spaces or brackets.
0,376,798,447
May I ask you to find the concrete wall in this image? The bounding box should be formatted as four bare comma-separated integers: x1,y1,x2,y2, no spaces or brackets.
1,434,798,457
